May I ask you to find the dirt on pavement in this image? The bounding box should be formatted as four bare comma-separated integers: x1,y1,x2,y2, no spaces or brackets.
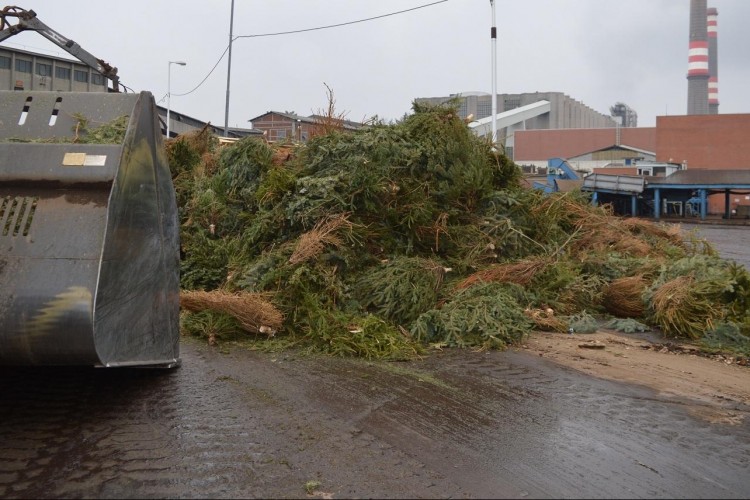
518,328,750,426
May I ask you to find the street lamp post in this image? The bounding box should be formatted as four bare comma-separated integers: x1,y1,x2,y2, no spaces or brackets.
167,60,187,138
224,0,235,137
489,0,497,147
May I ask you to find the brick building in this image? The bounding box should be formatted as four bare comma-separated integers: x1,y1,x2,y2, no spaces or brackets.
248,111,363,143
514,127,657,172
530,113,750,217
656,114,750,169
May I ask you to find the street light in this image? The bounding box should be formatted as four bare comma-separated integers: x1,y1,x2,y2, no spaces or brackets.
167,60,186,138
489,0,497,147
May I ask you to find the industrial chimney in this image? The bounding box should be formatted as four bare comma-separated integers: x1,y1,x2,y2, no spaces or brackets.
687,0,709,115
707,7,719,114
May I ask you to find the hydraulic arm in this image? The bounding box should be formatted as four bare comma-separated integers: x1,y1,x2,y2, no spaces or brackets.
0,5,119,91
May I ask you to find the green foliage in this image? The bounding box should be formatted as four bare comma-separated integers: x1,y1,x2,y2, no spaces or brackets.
215,138,274,204
284,172,351,227
645,254,750,336
8,114,129,144
171,100,750,359
304,481,322,495
604,318,651,333
699,322,750,357
579,253,660,281
566,311,599,333
180,234,232,290
231,248,291,292
167,139,203,178
76,114,130,144
353,257,442,326
644,273,727,340
411,282,533,349
529,260,605,315
292,291,421,360
255,166,297,206
180,310,244,342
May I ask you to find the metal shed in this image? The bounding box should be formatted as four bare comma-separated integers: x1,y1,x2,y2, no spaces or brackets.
582,169,750,221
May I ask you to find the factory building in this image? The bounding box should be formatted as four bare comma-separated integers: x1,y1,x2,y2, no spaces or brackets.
415,91,617,159
0,45,256,139
0,46,108,92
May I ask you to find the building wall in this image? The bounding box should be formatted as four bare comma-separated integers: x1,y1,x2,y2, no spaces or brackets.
655,114,750,168
655,114,750,215
250,113,317,142
0,48,107,93
514,127,656,162
415,91,616,133
592,167,638,176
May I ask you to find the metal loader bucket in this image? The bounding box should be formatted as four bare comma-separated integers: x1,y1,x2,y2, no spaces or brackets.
0,91,180,367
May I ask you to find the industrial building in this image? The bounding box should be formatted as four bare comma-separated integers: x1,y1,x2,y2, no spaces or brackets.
518,2,750,221
415,91,617,159
0,45,255,139
0,46,108,93
2,1,745,221
514,126,657,172
610,102,638,128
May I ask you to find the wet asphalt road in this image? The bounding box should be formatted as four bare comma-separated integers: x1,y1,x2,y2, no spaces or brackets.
680,222,750,270
0,224,749,499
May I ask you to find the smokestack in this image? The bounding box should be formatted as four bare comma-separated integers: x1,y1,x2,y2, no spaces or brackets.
687,0,709,115
707,7,719,114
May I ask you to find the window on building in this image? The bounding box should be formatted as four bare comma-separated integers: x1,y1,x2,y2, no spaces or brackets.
91,73,105,85
35,63,52,76
276,129,287,139
55,66,71,80
458,100,468,118
15,59,32,73
504,98,520,111
0,56,11,70
477,101,492,119
74,69,88,82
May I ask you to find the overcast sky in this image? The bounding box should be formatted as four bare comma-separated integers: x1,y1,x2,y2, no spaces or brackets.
4,0,749,129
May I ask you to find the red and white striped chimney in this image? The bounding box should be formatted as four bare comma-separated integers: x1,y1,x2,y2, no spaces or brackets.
687,0,709,115
707,7,719,114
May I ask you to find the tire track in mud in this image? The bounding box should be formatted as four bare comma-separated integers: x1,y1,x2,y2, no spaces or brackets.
0,340,459,499
1,336,749,498
292,349,750,498
0,353,267,498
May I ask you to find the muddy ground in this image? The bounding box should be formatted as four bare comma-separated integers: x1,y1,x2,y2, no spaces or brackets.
0,222,749,499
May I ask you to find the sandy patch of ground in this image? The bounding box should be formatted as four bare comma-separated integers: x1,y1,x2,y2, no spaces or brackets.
516,329,750,425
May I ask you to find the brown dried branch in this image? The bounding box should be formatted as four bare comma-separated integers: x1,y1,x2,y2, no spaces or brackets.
602,275,647,318
180,290,284,335
455,256,551,290
289,213,354,265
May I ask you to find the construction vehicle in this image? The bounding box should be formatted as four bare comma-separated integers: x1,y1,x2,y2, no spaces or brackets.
532,157,583,194
0,7,180,367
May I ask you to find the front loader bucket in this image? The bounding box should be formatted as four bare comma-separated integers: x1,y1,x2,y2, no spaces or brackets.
0,91,180,368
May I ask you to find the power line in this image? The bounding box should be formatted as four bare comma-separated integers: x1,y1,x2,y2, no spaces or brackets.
172,45,231,97
168,0,450,98
235,0,449,39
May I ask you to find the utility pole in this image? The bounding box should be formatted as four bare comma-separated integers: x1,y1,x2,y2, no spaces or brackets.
224,0,235,137
490,0,498,146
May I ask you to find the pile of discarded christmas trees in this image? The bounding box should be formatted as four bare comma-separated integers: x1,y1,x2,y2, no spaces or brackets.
169,101,750,359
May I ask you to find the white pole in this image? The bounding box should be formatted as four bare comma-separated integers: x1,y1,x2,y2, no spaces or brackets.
490,0,498,146
167,61,186,138
224,0,235,137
